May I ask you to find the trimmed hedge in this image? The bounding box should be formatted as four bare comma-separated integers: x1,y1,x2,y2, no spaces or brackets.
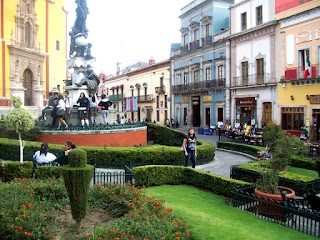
132,165,250,198
0,120,41,141
2,161,33,181
0,137,216,168
35,166,63,180
231,162,320,196
147,123,186,146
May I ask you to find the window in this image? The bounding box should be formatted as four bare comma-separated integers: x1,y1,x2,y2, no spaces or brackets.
137,88,140,99
157,110,160,122
298,49,310,79
131,89,134,97
164,95,168,108
241,12,247,31
256,6,262,25
256,58,264,84
144,87,147,96
157,96,160,108
183,72,188,85
205,24,210,37
56,40,60,51
194,29,198,41
194,70,199,82
242,61,249,85
183,34,188,46
176,73,181,85
281,108,304,131
25,22,31,48
205,67,211,80
218,65,224,79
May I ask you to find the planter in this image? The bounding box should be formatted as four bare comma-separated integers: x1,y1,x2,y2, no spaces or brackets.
254,186,295,221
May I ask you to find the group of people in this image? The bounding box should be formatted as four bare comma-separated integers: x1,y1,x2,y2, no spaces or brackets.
42,91,113,129
33,141,76,166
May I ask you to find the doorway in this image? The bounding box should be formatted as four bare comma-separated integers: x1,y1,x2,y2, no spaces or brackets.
262,102,272,125
217,108,223,122
184,108,188,125
192,96,200,127
138,107,141,122
146,109,152,122
206,108,210,126
23,69,33,106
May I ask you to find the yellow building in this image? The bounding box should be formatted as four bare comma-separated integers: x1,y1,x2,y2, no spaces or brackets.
0,0,67,108
103,60,171,125
276,0,320,141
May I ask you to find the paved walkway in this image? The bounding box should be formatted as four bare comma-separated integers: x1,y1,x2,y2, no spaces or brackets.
177,126,253,178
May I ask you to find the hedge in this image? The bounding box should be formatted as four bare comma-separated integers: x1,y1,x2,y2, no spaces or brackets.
147,123,186,146
0,120,41,141
35,166,63,180
231,162,320,196
0,137,216,168
218,141,318,171
132,165,250,198
2,161,33,181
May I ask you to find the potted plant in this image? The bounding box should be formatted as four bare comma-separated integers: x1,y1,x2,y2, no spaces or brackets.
255,125,308,219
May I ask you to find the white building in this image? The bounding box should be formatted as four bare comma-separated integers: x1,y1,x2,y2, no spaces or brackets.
230,0,279,127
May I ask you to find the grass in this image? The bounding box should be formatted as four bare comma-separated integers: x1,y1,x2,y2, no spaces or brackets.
287,166,319,179
146,185,316,240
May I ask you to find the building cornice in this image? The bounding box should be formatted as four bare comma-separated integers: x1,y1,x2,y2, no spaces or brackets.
279,7,320,29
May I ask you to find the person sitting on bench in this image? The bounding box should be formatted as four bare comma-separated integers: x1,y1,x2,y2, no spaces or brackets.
33,143,57,165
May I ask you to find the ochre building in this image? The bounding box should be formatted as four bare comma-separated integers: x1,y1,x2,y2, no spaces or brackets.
0,0,67,108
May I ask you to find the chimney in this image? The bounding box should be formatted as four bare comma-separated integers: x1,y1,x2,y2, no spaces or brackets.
149,58,155,65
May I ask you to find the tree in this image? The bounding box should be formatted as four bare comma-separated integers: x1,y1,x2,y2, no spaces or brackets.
5,96,34,163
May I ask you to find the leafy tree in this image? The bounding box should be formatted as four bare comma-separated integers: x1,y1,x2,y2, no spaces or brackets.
262,124,285,151
5,96,34,163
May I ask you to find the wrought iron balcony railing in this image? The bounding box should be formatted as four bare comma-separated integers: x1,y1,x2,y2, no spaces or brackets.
232,73,276,87
285,64,320,81
180,45,189,54
172,79,225,94
137,94,154,102
109,94,124,101
202,36,212,47
190,40,200,51
155,86,166,94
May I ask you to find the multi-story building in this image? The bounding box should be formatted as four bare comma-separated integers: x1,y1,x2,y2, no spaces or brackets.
170,0,233,128
0,0,67,109
103,59,171,125
230,0,278,128
276,0,320,141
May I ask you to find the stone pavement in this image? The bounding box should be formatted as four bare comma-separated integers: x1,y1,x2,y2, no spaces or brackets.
176,126,254,178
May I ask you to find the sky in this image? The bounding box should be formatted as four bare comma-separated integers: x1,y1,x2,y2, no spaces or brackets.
65,0,192,75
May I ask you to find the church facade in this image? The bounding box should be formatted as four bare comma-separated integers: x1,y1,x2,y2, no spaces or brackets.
0,0,67,108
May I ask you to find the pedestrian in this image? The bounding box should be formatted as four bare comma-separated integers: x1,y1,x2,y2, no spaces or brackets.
77,92,89,128
120,116,125,124
183,128,197,168
175,118,179,128
41,92,54,120
56,94,68,130
166,119,170,127
98,94,113,125
51,92,59,126
88,92,98,124
33,143,57,165
63,90,71,115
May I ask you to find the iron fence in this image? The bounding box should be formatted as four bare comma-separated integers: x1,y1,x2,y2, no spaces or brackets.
232,73,276,87
172,79,225,94
232,185,320,237
230,165,320,196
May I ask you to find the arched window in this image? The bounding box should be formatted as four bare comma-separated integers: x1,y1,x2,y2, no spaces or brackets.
25,22,31,48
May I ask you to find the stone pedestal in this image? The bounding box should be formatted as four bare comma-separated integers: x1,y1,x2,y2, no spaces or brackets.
65,85,90,107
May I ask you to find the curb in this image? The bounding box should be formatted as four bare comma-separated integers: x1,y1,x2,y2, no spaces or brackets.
216,148,257,161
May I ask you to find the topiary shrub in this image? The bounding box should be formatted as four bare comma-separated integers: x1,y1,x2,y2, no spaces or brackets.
62,148,94,234
35,166,63,180
2,161,33,182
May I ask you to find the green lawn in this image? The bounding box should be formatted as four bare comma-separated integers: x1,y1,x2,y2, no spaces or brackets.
287,166,319,179
146,185,316,240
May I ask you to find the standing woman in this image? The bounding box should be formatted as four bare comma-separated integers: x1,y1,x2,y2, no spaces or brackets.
56,94,68,129
98,94,113,125
77,92,89,127
183,128,197,168
88,92,98,124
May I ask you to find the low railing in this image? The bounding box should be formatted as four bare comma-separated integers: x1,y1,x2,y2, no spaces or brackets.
109,94,124,100
202,36,212,46
137,94,154,102
35,121,146,131
172,79,225,94
232,73,276,87
190,40,200,51
285,64,320,81
93,171,133,187
232,185,320,238
180,45,189,54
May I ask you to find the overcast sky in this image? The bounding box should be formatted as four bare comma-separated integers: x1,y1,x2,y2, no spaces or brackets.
65,0,191,75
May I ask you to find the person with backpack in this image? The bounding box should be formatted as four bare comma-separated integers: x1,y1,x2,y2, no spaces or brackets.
182,128,197,168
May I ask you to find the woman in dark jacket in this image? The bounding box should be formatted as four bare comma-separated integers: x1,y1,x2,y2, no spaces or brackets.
98,94,113,125
77,92,89,127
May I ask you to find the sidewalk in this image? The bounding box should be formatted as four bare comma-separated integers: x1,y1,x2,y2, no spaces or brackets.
176,126,252,178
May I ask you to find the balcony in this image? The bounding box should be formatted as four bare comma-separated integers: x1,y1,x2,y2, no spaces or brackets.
202,36,212,47
137,94,154,102
285,65,320,81
180,45,189,54
232,73,276,87
190,40,200,51
172,79,225,94
155,86,166,94
109,94,124,101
